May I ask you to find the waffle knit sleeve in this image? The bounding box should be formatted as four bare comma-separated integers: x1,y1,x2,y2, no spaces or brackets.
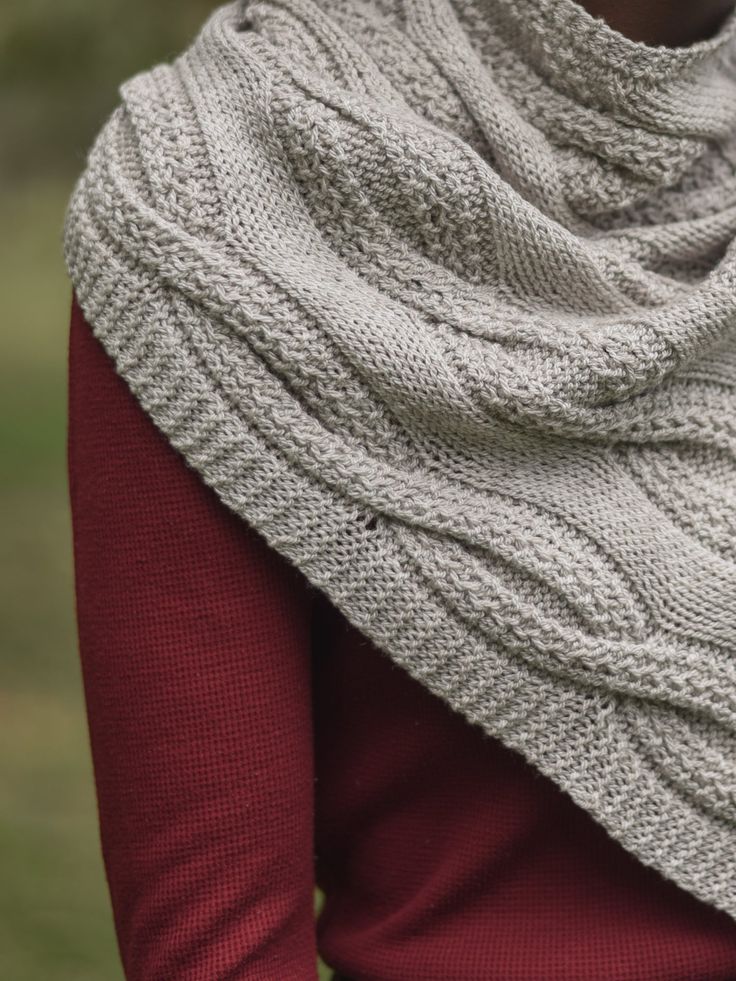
66,295,319,980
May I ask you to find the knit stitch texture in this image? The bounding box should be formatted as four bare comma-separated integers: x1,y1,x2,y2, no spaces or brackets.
64,0,736,919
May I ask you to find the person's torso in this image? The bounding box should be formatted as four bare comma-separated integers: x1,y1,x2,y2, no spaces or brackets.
311,591,736,981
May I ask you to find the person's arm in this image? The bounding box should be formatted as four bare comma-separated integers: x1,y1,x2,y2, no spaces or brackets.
66,295,319,980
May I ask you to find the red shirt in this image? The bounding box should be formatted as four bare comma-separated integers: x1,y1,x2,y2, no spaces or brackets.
67,294,736,980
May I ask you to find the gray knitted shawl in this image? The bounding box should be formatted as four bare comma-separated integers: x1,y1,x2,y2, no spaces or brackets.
64,0,736,919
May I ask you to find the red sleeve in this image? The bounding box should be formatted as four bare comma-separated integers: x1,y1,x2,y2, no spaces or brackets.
66,295,319,980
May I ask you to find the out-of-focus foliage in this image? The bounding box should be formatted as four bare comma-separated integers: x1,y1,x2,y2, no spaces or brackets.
0,0,213,182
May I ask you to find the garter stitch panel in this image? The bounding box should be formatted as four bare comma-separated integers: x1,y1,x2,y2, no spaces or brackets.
64,0,736,919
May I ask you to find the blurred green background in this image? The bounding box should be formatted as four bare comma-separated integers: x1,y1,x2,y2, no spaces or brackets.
0,2,329,977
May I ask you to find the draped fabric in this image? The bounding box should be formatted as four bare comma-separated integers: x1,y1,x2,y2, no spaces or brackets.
64,0,736,918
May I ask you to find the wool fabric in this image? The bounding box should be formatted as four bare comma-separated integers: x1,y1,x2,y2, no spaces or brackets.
68,297,736,979
63,0,736,920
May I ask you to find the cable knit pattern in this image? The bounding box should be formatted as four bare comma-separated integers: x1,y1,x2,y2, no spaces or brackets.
63,0,736,919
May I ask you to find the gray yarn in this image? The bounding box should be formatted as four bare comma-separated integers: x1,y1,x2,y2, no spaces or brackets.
64,0,736,919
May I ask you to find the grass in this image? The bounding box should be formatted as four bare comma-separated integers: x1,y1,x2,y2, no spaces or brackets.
0,174,125,980
0,176,332,980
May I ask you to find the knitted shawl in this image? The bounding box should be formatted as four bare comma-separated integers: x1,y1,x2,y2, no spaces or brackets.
64,0,736,919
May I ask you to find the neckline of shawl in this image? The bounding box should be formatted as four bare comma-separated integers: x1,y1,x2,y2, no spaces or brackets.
447,0,736,137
